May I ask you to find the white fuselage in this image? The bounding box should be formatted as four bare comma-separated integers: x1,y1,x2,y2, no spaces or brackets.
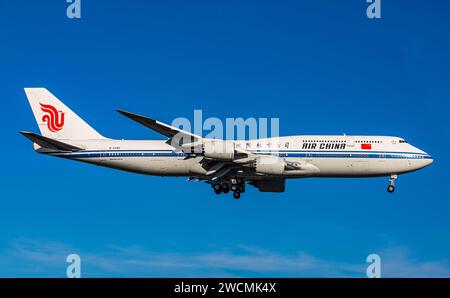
40,135,433,179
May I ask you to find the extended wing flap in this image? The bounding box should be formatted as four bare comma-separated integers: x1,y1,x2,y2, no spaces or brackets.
20,131,83,151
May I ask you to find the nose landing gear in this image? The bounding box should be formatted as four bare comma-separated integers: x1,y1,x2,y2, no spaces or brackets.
387,174,397,193
387,185,395,193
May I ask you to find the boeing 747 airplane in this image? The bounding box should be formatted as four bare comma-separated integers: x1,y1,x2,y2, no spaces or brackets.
21,88,433,199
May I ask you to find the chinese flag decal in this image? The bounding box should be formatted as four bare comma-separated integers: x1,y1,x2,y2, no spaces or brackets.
361,143,372,150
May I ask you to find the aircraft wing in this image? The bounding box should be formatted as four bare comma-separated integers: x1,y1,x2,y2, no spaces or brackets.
117,110,202,146
117,110,260,167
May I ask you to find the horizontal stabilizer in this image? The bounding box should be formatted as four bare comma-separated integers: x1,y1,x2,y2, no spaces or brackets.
20,131,83,151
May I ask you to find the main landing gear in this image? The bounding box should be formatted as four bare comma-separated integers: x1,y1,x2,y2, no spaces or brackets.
212,178,245,199
387,174,397,193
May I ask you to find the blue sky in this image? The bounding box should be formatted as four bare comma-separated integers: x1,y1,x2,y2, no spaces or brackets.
1,0,450,277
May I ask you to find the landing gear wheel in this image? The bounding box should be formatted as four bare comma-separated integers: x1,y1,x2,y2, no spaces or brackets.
231,184,237,191
221,183,229,192
387,174,397,193
213,184,222,195
238,185,245,193
222,186,230,194
233,191,241,199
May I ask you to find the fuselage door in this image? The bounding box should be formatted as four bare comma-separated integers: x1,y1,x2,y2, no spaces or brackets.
347,136,355,147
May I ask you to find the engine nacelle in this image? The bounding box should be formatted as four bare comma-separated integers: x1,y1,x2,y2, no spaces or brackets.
203,141,235,160
255,155,285,175
180,142,203,154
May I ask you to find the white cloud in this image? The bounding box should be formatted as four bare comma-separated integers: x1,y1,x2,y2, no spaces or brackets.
379,247,450,277
0,238,449,277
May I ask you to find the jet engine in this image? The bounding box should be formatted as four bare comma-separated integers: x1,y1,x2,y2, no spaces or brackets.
255,156,286,175
202,140,235,160
254,155,305,175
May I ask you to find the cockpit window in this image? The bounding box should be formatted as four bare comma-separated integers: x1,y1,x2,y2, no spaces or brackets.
399,140,408,143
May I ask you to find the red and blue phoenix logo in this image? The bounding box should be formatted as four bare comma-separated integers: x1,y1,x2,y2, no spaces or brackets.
40,103,65,132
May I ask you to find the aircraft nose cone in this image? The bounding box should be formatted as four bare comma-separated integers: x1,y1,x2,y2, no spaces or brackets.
421,152,433,167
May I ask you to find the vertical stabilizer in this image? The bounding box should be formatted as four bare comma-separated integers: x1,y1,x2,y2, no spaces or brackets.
24,88,105,140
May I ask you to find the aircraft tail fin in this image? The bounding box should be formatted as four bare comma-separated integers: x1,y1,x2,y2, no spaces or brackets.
24,88,106,140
